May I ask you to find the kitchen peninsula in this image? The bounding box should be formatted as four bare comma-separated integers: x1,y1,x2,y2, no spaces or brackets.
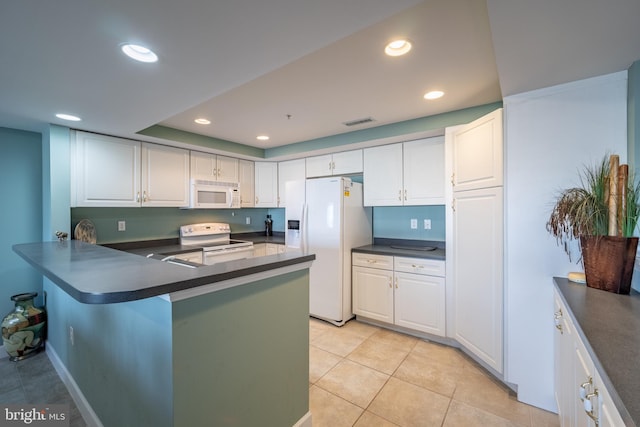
13,240,314,427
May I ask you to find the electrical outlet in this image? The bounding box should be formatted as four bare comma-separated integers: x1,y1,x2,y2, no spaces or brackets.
69,326,74,346
424,219,431,230
410,219,418,229
246,217,251,225
118,220,126,232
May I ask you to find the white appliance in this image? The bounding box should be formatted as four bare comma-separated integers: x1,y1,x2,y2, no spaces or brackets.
179,223,253,265
288,177,372,326
188,179,240,209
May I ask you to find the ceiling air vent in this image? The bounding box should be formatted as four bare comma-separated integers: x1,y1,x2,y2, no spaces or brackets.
342,117,375,127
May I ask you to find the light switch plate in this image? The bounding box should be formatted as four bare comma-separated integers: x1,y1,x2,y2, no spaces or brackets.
118,220,126,232
410,219,418,229
424,219,431,230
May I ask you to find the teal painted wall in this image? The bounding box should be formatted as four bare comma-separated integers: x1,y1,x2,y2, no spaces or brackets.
71,207,285,244
173,269,309,426
0,127,44,315
266,102,502,158
373,205,445,241
138,102,502,160
44,282,173,426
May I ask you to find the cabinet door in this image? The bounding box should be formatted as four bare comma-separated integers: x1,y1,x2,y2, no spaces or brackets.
352,266,393,323
278,158,306,207
594,370,626,427
332,150,363,175
363,144,403,206
452,108,503,191
395,272,445,336
254,162,278,207
403,137,445,205
306,154,333,178
191,151,216,179
141,143,189,207
452,186,503,373
74,132,140,207
554,294,575,427
216,155,239,182
574,335,597,427
238,159,255,207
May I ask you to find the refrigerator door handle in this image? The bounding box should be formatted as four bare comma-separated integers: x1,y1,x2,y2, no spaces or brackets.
301,203,308,252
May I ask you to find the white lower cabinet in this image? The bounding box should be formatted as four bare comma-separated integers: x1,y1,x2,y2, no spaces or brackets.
353,253,445,336
554,289,626,427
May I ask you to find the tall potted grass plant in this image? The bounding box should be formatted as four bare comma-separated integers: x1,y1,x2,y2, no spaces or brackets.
546,154,640,294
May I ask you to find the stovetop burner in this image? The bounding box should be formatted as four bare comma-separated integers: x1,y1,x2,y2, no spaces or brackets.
179,223,252,252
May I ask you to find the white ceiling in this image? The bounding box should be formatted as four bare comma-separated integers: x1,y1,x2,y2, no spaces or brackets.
1,0,639,151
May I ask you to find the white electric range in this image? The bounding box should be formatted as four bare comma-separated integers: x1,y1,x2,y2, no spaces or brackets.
180,223,254,265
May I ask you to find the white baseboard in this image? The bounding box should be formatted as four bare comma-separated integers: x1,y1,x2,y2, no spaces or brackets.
293,411,312,427
46,344,103,427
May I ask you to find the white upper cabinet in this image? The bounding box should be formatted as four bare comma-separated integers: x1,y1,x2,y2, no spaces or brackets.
141,143,190,207
403,137,445,205
451,108,503,191
73,132,141,207
278,158,306,207
72,131,189,207
306,149,362,178
305,154,332,178
363,137,444,206
190,151,239,182
254,162,278,207
238,159,255,208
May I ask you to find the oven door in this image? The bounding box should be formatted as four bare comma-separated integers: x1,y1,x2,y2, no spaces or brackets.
203,246,254,265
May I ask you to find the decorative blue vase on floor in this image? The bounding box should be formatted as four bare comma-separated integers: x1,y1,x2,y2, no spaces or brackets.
1,292,47,361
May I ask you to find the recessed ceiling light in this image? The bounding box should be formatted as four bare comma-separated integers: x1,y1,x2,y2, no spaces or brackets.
385,39,412,56
194,118,211,125
55,113,81,121
424,90,445,100
256,135,270,141
121,44,158,63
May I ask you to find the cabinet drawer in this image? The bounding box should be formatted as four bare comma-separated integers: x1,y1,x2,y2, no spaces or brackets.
352,253,393,269
394,257,444,276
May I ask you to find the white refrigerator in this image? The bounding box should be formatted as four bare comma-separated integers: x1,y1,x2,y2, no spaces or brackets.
287,177,372,326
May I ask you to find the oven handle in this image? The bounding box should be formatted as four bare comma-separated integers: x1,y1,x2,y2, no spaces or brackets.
204,246,254,256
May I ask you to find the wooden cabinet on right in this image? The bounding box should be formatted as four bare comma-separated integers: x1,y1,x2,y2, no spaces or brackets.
352,253,445,336
363,137,444,206
553,289,626,427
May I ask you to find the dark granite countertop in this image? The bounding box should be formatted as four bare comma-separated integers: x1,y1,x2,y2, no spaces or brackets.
13,241,314,305
554,277,640,426
233,232,285,245
352,238,445,260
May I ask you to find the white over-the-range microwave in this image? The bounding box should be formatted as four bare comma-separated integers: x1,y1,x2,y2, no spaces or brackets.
187,179,240,209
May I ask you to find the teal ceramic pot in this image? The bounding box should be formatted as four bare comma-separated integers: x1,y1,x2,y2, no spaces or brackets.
1,293,47,361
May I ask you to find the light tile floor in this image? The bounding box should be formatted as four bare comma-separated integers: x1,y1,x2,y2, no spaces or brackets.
1,319,560,427
310,318,561,427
